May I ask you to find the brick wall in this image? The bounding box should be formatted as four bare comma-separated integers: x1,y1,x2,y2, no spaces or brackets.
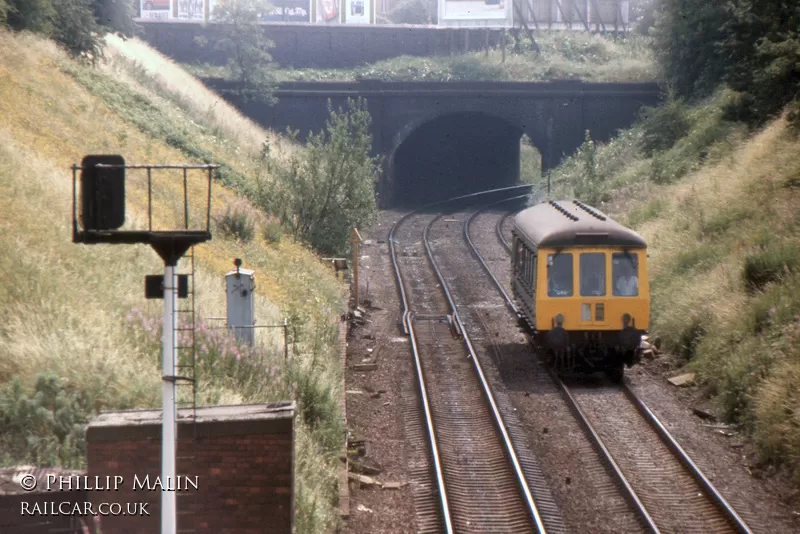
86,403,295,534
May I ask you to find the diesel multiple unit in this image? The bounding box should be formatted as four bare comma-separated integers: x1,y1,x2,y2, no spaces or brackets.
511,200,649,381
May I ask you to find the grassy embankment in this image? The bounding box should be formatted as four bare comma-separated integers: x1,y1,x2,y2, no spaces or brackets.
0,30,345,531
546,89,800,484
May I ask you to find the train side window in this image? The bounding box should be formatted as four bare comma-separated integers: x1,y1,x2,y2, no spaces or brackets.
580,253,606,296
612,253,639,296
529,251,537,289
547,253,573,297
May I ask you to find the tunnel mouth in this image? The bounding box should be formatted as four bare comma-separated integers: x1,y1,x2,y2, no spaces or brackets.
390,112,525,208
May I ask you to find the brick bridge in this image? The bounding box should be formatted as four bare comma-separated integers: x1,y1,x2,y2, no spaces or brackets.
206,79,661,206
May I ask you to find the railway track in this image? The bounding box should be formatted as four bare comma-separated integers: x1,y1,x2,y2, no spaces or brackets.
388,187,560,534
462,202,755,534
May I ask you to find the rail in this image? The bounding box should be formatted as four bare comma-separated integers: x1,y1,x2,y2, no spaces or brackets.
464,206,754,534
388,184,539,533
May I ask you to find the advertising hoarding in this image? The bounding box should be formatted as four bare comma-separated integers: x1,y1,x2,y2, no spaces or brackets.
438,0,512,28
140,0,172,20
343,0,373,23
262,0,312,22
177,0,206,20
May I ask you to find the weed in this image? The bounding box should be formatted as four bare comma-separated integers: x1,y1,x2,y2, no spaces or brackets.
262,218,283,244
742,244,799,293
215,202,256,242
626,198,666,228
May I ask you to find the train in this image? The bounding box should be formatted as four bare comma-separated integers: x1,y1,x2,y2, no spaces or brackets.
511,199,649,381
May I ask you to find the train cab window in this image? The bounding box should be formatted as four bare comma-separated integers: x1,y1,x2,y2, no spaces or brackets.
580,253,606,296
612,253,639,296
547,253,573,297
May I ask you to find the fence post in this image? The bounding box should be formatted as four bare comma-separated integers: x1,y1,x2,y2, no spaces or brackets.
283,317,289,363
349,228,363,308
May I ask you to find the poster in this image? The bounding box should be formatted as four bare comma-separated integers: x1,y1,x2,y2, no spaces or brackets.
177,0,205,20
320,0,339,21
438,0,512,27
140,0,172,20
343,0,372,23
262,0,311,22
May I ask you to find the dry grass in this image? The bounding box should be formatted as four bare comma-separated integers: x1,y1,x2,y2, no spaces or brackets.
103,34,297,159
0,29,344,530
608,112,800,481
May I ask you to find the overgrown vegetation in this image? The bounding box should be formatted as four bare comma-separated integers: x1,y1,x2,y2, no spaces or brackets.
1,0,134,60
256,99,380,255
652,0,800,130
187,31,657,83
0,30,345,531
544,76,800,492
211,0,277,103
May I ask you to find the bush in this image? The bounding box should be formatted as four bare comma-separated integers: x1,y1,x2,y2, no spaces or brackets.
639,96,691,155
257,98,381,256
262,218,283,244
215,202,256,242
676,310,710,361
742,244,799,293
0,375,93,467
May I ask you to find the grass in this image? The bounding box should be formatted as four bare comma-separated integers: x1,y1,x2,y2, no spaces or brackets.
0,29,345,532
186,31,657,83
553,92,800,484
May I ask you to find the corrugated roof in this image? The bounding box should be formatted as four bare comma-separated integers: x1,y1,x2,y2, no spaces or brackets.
513,200,647,248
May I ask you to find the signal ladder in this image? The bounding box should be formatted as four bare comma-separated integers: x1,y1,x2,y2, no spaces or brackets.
175,246,198,533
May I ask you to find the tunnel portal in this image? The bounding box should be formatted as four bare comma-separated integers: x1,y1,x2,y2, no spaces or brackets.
391,113,525,206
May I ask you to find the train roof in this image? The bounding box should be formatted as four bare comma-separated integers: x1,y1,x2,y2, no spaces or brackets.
513,200,647,248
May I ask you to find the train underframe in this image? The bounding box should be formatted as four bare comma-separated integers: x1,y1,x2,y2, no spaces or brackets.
530,325,643,382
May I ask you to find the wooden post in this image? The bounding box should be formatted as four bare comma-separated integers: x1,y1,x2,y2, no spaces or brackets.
349,228,363,307
501,30,506,63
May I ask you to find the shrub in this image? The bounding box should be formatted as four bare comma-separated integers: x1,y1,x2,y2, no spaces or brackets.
639,96,691,155
676,310,710,361
257,98,381,256
0,375,93,467
742,244,799,293
215,202,256,242
261,218,283,244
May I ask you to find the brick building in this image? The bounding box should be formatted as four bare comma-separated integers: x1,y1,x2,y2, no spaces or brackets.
86,403,295,534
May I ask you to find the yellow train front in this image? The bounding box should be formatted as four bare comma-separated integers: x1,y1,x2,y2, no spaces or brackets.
511,200,649,381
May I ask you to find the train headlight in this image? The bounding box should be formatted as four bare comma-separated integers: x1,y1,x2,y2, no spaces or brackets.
582,303,591,321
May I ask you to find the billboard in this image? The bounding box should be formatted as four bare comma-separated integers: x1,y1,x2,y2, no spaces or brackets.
140,0,172,20
312,0,374,23
177,0,205,20
438,0,512,27
344,0,373,23
262,0,312,21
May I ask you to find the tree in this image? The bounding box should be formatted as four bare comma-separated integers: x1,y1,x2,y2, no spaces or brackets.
652,0,800,129
213,0,277,104
4,0,137,61
257,98,381,256
651,0,730,98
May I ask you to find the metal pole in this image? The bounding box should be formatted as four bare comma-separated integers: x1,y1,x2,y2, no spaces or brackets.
352,239,359,307
162,264,177,534
548,172,551,199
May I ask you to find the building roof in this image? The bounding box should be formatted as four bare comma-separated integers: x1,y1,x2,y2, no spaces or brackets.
87,402,295,429
513,199,647,248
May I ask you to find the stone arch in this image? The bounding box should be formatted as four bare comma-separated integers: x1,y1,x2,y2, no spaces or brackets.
385,110,543,206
